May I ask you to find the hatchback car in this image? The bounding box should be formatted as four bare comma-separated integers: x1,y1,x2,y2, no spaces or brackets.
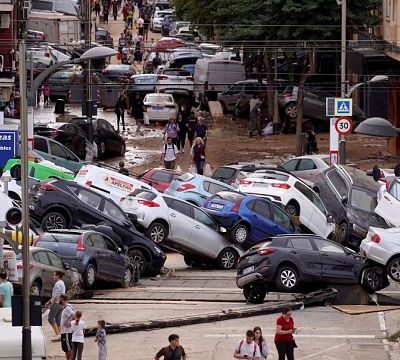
164,173,236,207
203,191,296,248
375,177,400,227
143,93,178,124
120,189,243,270
29,179,166,276
236,235,389,303
137,167,183,193
313,165,388,248
35,230,133,288
280,155,329,184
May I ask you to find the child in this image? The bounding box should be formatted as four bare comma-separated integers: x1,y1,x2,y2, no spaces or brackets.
95,320,107,360
71,311,85,360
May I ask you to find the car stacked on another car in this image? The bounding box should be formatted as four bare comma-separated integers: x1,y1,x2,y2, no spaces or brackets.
102,64,136,83
374,177,400,227
280,155,330,184
138,167,183,193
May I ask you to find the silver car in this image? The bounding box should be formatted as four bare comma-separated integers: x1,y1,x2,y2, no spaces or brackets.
120,190,243,270
280,155,330,184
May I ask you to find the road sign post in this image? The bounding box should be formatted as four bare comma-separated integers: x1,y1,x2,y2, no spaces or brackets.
329,118,339,166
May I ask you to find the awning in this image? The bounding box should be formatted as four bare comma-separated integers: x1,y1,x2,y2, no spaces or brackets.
0,4,14,11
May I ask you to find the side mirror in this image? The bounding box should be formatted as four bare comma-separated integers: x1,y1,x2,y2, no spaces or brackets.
341,197,348,206
64,263,70,270
219,226,227,233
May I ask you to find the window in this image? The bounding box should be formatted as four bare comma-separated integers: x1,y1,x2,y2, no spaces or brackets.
103,200,127,223
77,189,102,209
47,252,64,268
193,207,216,228
294,181,313,202
273,207,293,231
33,251,51,265
212,167,236,180
244,83,258,94
29,166,36,178
246,200,255,211
34,137,48,152
229,83,244,94
39,233,81,243
207,181,230,195
103,237,118,252
169,199,192,217
312,192,326,214
350,188,377,212
129,189,157,200
314,239,345,254
90,234,105,249
281,159,298,172
65,124,77,134
64,147,79,162
389,180,400,201
326,170,348,198
253,200,271,218
288,238,313,250
297,159,317,171
150,171,173,183
49,141,68,159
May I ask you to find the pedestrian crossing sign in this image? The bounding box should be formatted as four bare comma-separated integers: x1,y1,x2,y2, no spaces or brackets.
334,98,352,116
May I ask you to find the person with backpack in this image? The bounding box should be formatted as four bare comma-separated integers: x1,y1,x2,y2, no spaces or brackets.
234,329,261,360
155,334,186,360
164,118,179,145
161,137,179,170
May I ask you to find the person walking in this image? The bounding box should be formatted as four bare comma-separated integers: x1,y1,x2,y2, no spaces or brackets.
115,92,127,132
234,329,261,360
136,15,144,36
94,0,101,17
71,311,85,360
249,102,262,137
191,137,206,175
254,327,269,360
186,111,196,148
103,0,109,24
130,93,144,129
42,83,50,106
155,334,187,360
118,161,129,176
112,0,118,20
134,35,144,63
95,320,107,360
177,113,187,153
194,117,208,146
45,271,66,341
275,307,296,360
60,294,74,360
127,6,134,29
0,270,13,308
164,118,179,145
152,52,162,70
143,16,150,41
249,93,261,112
161,16,171,36
118,32,126,54
161,137,179,170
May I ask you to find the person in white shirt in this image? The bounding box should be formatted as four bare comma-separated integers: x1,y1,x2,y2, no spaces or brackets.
60,294,75,360
161,137,179,169
45,271,66,341
234,329,261,360
254,326,269,360
249,94,261,112
71,310,86,360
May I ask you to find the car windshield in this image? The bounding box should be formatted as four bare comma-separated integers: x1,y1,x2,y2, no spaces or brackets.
128,189,157,200
213,192,245,202
213,167,236,179
350,188,377,212
39,233,81,243
163,69,191,77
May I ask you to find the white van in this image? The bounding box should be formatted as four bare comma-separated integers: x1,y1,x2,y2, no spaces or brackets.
194,59,245,105
0,308,47,359
75,165,153,203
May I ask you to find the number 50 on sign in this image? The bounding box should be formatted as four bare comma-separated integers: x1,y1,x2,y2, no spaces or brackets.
335,117,353,136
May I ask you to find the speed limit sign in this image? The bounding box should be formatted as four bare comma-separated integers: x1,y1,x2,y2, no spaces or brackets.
335,117,353,135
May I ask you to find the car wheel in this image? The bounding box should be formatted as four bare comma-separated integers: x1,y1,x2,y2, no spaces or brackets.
275,266,299,292
243,284,267,304
184,255,200,267
285,203,299,217
121,267,133,288
387,257,400,282
128,249,147,275
83,264,97,288
230,224,248,245
338,222,348,244
363,268,384,293
284,102,298,119
30,280,42,296
41,212,67,231
146,222,168,244
120,143,126,156
217,248,238,270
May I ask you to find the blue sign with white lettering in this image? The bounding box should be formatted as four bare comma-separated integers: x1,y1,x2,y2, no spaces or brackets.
0,130,18,169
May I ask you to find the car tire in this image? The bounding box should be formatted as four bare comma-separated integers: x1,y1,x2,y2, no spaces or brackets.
387,256,400,282
363,268,384,293
338,222,349,244
285,203,300,217
83,264,97,288
128,249,147,275
243,284,267,304
41,211,67,231
183,255,200,267
216,248,238,270
284,102,298,119
146,222,168,244
31,280,42,296
275,265,299,292
230,223,248,245
121,267,133,288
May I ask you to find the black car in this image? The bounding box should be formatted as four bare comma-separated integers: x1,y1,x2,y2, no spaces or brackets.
34,123,88,159
29,179,166,276
102,64,136,83
36,229,133,288
70,117,126,159
236,234,388,304
313,165,387,248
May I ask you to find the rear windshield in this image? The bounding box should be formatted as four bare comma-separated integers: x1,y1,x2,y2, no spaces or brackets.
213,167,237,180
50,71,74,80
213,191,245,202
128,189,157,200
177,173,196,182
39,233,81,243
251,173,289,182
146,95,172,103
163,70,191,77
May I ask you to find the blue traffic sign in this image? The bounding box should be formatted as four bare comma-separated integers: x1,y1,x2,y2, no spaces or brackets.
0,130,18,169
334,98,353,116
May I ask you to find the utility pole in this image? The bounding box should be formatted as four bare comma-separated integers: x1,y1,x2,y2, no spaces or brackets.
273,50,279,126
339,0,347,164
85,0,94,142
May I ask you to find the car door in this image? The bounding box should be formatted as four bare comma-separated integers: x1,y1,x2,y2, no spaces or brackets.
246,199,276,240
286,237,321,279
222,83,244,110
166,199,194,248
32,250,55,295
293,159,318,184
271,205,296,234
293,181,315,229
324,169,349,221
313,238,357,282
101,235,126,281
308,191,332,237
281,159,299,173
375,179,400,227
89,233,109,277
47,138,76,170
72,188,105,226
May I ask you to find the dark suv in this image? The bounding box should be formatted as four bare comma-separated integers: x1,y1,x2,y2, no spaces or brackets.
36,229,133,288
29,179,166,276
313,165,387,248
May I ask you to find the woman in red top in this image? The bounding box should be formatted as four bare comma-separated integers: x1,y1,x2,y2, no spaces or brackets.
275,307,296,360
191,137,205,175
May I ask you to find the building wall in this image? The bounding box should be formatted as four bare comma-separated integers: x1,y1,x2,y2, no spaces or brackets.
383,0,400,60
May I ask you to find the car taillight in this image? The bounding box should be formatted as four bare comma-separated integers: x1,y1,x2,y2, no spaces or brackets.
77,235,86,251
272,183,291,189
186,76,194,81
231,202,241,213
371,234,381,243
39,183,57,191
177,183,195,192
16,262,34,270
137,199,160,207
158,75,168,80
240,179,253,185
258,248,275,256
44,52,50,58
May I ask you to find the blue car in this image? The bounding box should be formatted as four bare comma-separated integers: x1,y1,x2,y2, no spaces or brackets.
164,173,236,207
203,191,296,248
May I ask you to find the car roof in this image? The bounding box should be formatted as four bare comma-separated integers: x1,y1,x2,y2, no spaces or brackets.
289,154,329,160
220,163,277,170
337,165,381,191
44,229,89,235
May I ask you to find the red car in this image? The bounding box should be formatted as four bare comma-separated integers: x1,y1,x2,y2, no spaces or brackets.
138,168,183,193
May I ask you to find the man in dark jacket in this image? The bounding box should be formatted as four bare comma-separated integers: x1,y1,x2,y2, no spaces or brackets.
115,92,128,132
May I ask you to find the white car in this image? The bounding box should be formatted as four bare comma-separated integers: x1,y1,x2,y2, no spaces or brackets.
156,68,195,95
361,227,400,281
143,93,178,124
199,43,221,58
280,155,330,184
120,189,243,269
150,10,174,32
375,177,400,226
238,169,335,238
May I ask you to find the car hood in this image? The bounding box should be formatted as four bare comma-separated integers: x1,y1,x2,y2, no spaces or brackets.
349,208,387,229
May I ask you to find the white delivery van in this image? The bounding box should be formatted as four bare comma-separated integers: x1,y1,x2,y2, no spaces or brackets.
194,59,245,105
0,308,47,359
74,164,153,203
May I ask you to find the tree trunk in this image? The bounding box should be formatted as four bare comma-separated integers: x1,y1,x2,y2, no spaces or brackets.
265,54,274,121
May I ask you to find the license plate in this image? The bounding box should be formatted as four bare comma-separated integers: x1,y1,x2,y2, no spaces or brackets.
152,106,163,111
254,183,270,188
210,203,224,210
242,265,255,275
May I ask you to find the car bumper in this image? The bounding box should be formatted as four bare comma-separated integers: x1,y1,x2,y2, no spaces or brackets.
360,240,390,266
236,272,265,288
